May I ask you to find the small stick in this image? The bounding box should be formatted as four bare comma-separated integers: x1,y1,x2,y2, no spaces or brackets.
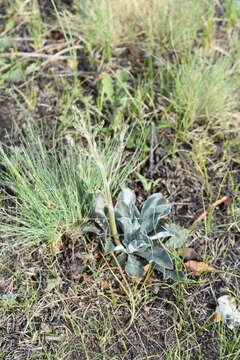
0,45,83,65
189,196,231,233
40,45,83,68
0,51,70,60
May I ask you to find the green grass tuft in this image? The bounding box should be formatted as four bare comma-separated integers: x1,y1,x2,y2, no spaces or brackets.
170,54,239,133
0,123,137,253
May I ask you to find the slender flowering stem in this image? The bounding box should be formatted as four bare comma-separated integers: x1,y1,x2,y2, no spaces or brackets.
77,112,121,246
96,162,121,246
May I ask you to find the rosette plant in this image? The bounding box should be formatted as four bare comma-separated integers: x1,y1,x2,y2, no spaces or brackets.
85,186,188,281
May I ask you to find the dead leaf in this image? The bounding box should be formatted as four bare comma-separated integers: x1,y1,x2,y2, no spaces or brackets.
83,274,93,283
97,279,109,290
185,260,215,276
213,312,222,323
224,197,233,207
178,247,200,260
215,295,240,329
143,264,151,273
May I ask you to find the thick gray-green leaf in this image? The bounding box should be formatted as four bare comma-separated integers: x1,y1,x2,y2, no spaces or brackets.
139,243,173,269
104,240,125,254
154,264,186,281
164,224,188,249
117,253,127,267
104,239,116,254
115,187,140,221
132,217,141,232
83,226,103,236
115,201,132,219
125,255,145,277
116,217,134,236
117,185,136,207
115,204,140,223
141,193,171,220
140,194,171,233
130,204,140,219
141,210,170,234
126,239,149,254
122,228,148,247
149,223,171,240
94,193,107,224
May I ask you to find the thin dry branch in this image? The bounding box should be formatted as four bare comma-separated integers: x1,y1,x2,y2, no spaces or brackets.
189,196,231,233
0,45,83,64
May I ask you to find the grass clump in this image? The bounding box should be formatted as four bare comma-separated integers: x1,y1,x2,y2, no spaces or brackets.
62,0,213,63
0,135,92,252
170,54,239,133
0,122,134,254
